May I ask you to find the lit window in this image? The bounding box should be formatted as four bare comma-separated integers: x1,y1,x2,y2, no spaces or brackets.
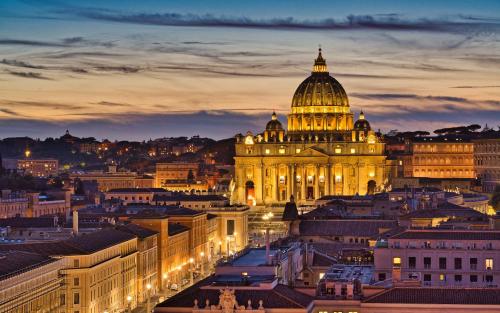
279,148,286,154
439,274,446,281
265,149,270,154
295,148,301,153
296,175,301,182
279,176,286,184
319,176,325,183
369,172,375,177
486,258,493,270
350,148,355,154
335,175,342,183
393,257,401,266
319,272,325,279
245,135,254,145
335,148,341,154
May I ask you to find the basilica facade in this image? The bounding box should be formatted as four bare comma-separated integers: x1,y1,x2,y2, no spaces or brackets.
233,49,389,206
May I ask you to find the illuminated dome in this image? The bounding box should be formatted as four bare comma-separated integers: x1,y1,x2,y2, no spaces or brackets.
354,111,371,130
287,48,354,136
291,48,349,108
265,112,283,131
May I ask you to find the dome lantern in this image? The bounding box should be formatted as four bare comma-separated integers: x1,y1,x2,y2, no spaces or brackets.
313,47,328,73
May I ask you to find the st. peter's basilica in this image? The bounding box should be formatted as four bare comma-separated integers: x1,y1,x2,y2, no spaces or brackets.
233,49,392,206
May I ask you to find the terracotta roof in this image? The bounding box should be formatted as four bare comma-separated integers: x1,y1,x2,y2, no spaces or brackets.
0,251,57,280
157,283,313,309
0,217,58,228
364,287,500,304
391,230,500,240
107,188,167,193
116,223,158,239
299,220,398,237
153,194,227,202
168,223,190,236
0,228,136,255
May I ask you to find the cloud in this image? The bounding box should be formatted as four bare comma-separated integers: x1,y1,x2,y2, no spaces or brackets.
450,85,500,89
0,100,86,110
0,39,68,47
62,9,500,34
6,70,52,80
0,108,22,116
1,59,46,69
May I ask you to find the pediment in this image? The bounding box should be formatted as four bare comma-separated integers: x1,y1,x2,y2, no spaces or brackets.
295,146,329,157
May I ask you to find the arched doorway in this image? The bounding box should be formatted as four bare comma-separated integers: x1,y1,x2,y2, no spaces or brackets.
367,180,376,195
245,181,255,206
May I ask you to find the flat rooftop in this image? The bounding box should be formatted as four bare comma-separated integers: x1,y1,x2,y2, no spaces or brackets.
231,249,279,266
322,264,373,285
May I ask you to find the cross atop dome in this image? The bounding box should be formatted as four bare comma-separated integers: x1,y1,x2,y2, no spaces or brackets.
313,47,328,73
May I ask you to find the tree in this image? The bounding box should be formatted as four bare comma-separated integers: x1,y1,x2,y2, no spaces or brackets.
187,169,195,182
490,185,500,211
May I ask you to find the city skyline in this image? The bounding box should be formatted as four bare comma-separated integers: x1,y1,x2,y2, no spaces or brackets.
1,0,500,140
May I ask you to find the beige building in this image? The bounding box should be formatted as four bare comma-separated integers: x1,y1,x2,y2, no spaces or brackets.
473,137,500,192
403,139,475,179
155,162,199,187
0,251,65,313
117,224,158,303
234,49,387,206
71,171,154,192
0,229,140,313
3,158,59,177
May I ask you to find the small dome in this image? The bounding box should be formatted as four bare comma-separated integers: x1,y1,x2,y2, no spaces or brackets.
291,48,349,108
354,111,371,130
266,112,283,130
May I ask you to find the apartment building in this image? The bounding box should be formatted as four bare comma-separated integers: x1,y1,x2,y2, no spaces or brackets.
375,230,500,287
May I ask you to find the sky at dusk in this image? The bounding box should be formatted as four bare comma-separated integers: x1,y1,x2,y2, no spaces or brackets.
1,0,500,140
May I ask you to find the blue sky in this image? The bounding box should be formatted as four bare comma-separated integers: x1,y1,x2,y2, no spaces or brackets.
0,0,499,140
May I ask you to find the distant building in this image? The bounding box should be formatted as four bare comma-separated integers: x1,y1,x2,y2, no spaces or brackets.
70,171,154,192
155,162,199,187
402,138,475,179
374,229,500,287
473,137,500,192
3,158,59,177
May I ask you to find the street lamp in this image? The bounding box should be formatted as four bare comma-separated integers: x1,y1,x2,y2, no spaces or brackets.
146,283,152,313
189,258,194,285
262,212,274,265
126,295,132,313
200,251,205,276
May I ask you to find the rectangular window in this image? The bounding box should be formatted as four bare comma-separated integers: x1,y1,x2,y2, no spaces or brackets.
74,277,79,286
423,274,431,282
295,148,301,153
335,148,341,154
60,294,65,305
73,259,79,268
226,220,235,236
424,257,431,269
265,149,270,154
439,257,447,269
486,258,493,270
408,257,416,269
378,273,386,281
470,275,478,282
73,293,80,305
350,148,355,154
278,148,285,154
393,257,401,267
454,275,462,282
439,274,446,281
486,275,493,283
454,258,462,270
470,258,477,270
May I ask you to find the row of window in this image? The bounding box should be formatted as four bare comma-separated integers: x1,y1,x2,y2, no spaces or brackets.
393,257,494,270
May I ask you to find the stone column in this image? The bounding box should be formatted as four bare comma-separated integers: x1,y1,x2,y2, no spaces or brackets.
301,165,306,201
291,164,296,197
325,163,331,196
314,164,320,199
275,165,280,202
287,164,293,200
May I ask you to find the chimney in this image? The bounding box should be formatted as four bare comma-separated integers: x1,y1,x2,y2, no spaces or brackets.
72,209,79,235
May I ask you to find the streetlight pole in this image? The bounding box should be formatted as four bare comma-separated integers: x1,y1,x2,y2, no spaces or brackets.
189,257,194,285
127,295,132,313
262,212,274,265
200,251,205,276
146,283,152,313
